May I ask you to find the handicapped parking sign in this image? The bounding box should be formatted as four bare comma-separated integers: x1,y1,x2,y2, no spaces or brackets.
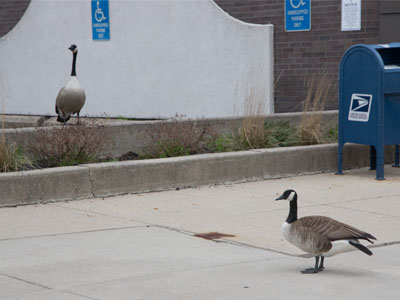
285,0,311,32
91,0,110,40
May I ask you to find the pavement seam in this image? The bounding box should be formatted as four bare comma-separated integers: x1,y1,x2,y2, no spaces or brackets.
47,202,154,225
47,202,400,255
58,290,101,300
211,238,305,257
0,272,52,291
86,166,96,199
323,202,400,219
371,240,400,248
43,204,299,256
0,200,302,258
0,225,149,242
306,192,400,206
0,272,101,300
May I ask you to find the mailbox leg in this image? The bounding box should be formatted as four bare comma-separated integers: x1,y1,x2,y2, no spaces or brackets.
376,145,385,180
393,144,400,167
370,146,376,170
336,142,344,175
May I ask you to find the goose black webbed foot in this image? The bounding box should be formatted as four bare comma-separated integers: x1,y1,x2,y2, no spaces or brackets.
301,267,319,274
301,256,322,274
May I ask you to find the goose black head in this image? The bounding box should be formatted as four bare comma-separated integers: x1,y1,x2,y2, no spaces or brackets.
275,189,297,202
68,44,78,53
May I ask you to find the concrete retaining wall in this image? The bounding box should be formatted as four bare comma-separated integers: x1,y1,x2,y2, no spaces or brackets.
0,143,394,207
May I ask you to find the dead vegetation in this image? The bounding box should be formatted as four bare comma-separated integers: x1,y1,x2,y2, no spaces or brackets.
27,119,112,168
298,69,336,144
141,115,216,158
0,71,31,172
235,69,278,149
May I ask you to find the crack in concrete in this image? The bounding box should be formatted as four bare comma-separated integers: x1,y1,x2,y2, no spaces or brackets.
324,201,400,219
0,225,149,242
306,192,400,206
211,238,304,257
0,272,102,300
60,290,102,300
0,272,52,290
80,165,96,199
46,202,400,256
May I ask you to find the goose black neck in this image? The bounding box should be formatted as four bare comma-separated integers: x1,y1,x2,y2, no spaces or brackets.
71,52,77,76
286,196,298,224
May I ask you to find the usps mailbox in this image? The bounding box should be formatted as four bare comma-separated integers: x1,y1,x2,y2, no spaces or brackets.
338,43,400,180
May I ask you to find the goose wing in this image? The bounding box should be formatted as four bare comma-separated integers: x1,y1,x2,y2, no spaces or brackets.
291,222,333,254
55,87,66,113
296,216,376,243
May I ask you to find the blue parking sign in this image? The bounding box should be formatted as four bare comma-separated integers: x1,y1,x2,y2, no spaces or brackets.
91,0,110,40
285,0,311,32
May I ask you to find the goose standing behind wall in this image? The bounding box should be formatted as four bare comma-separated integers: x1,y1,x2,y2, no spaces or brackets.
276,189,376,274
55,44,86,124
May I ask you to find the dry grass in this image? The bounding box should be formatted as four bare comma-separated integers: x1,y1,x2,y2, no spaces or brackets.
0,71,26,172
236,69,277,149
141,115,216,158
27,119,111,168
0,134,21,172
298,70,334,144
238,89,268,148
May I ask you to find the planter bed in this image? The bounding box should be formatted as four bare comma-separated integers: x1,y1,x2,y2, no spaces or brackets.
0,143,394,207
2,111,338,157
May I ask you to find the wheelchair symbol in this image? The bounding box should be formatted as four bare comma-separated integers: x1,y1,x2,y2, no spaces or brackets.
95,0,106,22
290,0,306,9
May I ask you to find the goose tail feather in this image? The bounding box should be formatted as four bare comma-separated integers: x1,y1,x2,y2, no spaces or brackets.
362,233,377,244
349,240,373,256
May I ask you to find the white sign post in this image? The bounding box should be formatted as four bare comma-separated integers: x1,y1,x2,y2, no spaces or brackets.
341,0,361,31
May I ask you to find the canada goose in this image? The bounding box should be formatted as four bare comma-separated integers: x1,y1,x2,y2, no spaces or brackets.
55,44,86,124
276,189,376,274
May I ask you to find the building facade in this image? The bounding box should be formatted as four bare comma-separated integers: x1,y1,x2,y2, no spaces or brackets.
1,1,399,113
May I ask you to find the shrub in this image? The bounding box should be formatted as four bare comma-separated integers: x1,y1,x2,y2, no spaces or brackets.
27,120,111,168
141,115,216,158
264,121,300,147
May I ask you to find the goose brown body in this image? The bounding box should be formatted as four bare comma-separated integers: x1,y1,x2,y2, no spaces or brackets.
276,189,376,273
287,215,375,256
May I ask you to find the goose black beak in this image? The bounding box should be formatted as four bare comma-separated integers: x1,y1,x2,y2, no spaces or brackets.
275,195,285,201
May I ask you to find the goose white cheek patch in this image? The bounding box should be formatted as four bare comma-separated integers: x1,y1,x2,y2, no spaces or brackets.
287,191,296,201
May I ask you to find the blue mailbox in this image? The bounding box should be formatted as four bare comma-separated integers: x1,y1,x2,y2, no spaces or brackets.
338,43,400,180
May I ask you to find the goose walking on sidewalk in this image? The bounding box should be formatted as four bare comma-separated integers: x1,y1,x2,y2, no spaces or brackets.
55,44,86,125
276,189,376,274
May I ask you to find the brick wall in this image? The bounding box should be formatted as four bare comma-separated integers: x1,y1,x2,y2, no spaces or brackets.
0,0,31,38
215,0,380,112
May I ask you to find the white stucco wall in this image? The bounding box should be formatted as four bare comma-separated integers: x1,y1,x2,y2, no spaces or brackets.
0,0,273,118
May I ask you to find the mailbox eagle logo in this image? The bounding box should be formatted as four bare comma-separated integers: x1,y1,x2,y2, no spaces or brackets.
348,94,373,122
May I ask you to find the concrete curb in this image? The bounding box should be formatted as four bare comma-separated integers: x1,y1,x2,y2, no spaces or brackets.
0,166,93,207
0,143,394,207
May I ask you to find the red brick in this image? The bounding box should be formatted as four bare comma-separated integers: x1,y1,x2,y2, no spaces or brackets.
0,0,30,37
215,0,379,112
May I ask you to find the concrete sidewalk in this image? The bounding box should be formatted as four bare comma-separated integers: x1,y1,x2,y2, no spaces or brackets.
1,166,400,299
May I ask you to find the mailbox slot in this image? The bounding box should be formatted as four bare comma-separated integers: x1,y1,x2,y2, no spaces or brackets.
377,48,400,69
